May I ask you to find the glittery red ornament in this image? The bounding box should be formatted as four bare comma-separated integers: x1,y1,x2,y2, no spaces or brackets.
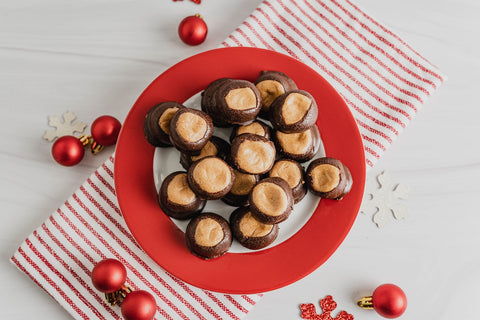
121,290,157,320
51,135,85,166
91,259,127,293
178,14,208,45
173,0,201,3
300,295,354,320
91,115,122,146
358,284,407,318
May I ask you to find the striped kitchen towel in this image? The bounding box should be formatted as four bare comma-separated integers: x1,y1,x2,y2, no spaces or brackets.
222,0,445,167
12,157,261,319
11,0,444,319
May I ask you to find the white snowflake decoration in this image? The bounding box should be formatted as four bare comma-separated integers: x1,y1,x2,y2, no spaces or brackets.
43,111,87,141
360,171,409,228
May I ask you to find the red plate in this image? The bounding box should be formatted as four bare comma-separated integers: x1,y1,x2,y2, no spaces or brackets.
114,47,365,294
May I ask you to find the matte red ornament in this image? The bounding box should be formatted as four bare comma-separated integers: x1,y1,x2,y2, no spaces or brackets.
121,290,157,320
91,259,127,293
91,115,122,146
358,284,407,318
178,14,208,45
300,295,354,320
51,135,85,166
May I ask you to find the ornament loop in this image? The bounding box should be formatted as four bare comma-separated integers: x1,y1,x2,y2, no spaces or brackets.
91,140,104,154
78,134,92,146
357,296,374,309
105,285,133,306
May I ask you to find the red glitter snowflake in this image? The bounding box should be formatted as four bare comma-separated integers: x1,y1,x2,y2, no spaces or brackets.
173,0,201,4
300,295,354,320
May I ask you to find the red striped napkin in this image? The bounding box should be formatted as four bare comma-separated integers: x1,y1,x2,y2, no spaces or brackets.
221,0,444,167
12,156,263,320
11,0,444,319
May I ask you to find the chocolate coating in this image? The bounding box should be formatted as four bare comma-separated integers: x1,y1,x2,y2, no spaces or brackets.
305,157,353,200
169,108,214,155
144,101,184,147
254,70,298,119
180,136,230,170
221,191,250,207
186,212,232,259
268,159,307,204
187,156,235,200
269,90,318,133
273,126,320,163
249,177,294,225
229,206,279,250
221,170,260,207
158,171,206,220
201,78,230,127
230,133,276,175
229,120,272,142
255,70,297,90
214,79,262,125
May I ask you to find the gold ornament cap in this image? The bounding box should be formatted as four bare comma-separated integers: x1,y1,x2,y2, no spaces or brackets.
357,296,374,309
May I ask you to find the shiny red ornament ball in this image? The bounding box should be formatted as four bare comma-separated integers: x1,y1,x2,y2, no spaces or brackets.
121,290,157,320
51,135,85,166
91,259,127,293
178,14,208,45
91,115,122,146
372,284,407,318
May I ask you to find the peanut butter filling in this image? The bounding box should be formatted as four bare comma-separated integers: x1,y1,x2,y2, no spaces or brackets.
277,130,312,155
310,164,341,192
194,218,224,247
236,140,275,174
225,88,257,110
270,161,301,189
256,80,285,109
192,157,232,193
230,170,257,196
191,141,218,162
237,122,265,137
282,92,312,125
252,182,288,216
176,112,207,142
158,107,179,134
166,173,196,206
239,212,273,237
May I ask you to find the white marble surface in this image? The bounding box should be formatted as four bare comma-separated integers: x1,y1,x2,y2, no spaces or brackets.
1,0,479,319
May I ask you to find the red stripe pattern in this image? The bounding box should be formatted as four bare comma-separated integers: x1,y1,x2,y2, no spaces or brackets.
11,1,444,319
222,0,445,168
11,158,262,319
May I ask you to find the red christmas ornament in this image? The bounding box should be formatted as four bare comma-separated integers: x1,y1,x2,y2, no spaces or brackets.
121,290,157,320
178,14,208,45
91,115,122,146
51,135,85,166
173,0,201,3
91,259,127,293
357,284,407,318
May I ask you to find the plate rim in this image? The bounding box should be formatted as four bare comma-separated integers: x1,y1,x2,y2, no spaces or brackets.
114,47,366,294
